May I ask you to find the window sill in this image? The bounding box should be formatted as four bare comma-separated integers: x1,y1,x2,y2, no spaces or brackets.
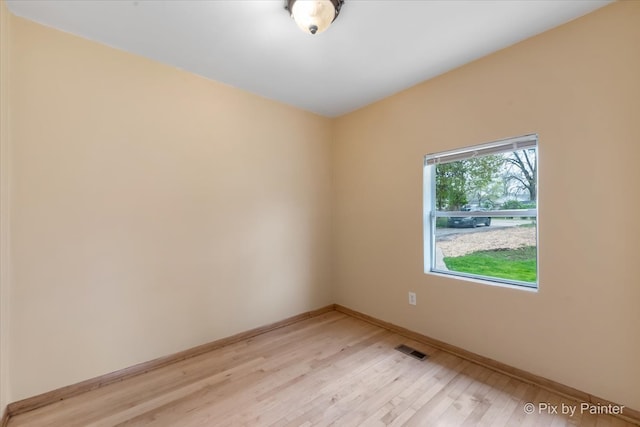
426,269,539,293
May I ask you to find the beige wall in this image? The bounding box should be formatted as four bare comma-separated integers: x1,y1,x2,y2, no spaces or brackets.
8,15,333,400
333,1,640,411
1,0,12,417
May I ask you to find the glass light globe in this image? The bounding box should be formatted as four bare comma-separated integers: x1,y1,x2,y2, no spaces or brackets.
291,0,337,35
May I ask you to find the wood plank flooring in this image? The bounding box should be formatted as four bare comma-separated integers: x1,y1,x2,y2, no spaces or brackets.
7,311,635,426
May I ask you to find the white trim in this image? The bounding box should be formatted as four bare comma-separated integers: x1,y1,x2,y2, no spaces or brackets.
435,209,537,218
426,270,539,293
425,133,537,165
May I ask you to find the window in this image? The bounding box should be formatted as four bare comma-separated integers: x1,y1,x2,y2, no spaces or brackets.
423,134,538,289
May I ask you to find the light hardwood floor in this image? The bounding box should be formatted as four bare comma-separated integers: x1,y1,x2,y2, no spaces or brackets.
7,311,635,426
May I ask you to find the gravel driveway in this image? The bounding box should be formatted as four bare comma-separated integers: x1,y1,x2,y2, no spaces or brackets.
436,226,536,258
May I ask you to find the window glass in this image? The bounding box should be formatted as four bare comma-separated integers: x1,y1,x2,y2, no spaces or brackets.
424,135,538,289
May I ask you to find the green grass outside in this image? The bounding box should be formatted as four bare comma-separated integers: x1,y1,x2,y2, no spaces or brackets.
444,246,537,283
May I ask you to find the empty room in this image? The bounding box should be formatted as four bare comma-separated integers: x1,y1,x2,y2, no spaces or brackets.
0,0,638,425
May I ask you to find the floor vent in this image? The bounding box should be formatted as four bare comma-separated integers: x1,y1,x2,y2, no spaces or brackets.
395,344,428,361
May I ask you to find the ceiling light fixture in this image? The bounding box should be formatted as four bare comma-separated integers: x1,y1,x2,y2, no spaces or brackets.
286,0,344,35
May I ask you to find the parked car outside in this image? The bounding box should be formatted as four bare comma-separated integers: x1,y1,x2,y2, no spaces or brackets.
447,207,492,228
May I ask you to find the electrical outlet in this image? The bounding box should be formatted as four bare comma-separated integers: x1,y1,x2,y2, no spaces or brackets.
408,292,416,306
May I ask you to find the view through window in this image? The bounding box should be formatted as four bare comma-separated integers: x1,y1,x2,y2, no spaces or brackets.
424,135,538,288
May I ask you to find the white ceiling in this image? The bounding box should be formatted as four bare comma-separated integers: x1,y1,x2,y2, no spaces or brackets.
6,0,611,117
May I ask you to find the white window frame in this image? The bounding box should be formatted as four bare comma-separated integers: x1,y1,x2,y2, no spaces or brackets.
423,134,539,289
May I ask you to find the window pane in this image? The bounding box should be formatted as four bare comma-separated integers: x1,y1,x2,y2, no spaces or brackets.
434,218,537,285
435,148,537,212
